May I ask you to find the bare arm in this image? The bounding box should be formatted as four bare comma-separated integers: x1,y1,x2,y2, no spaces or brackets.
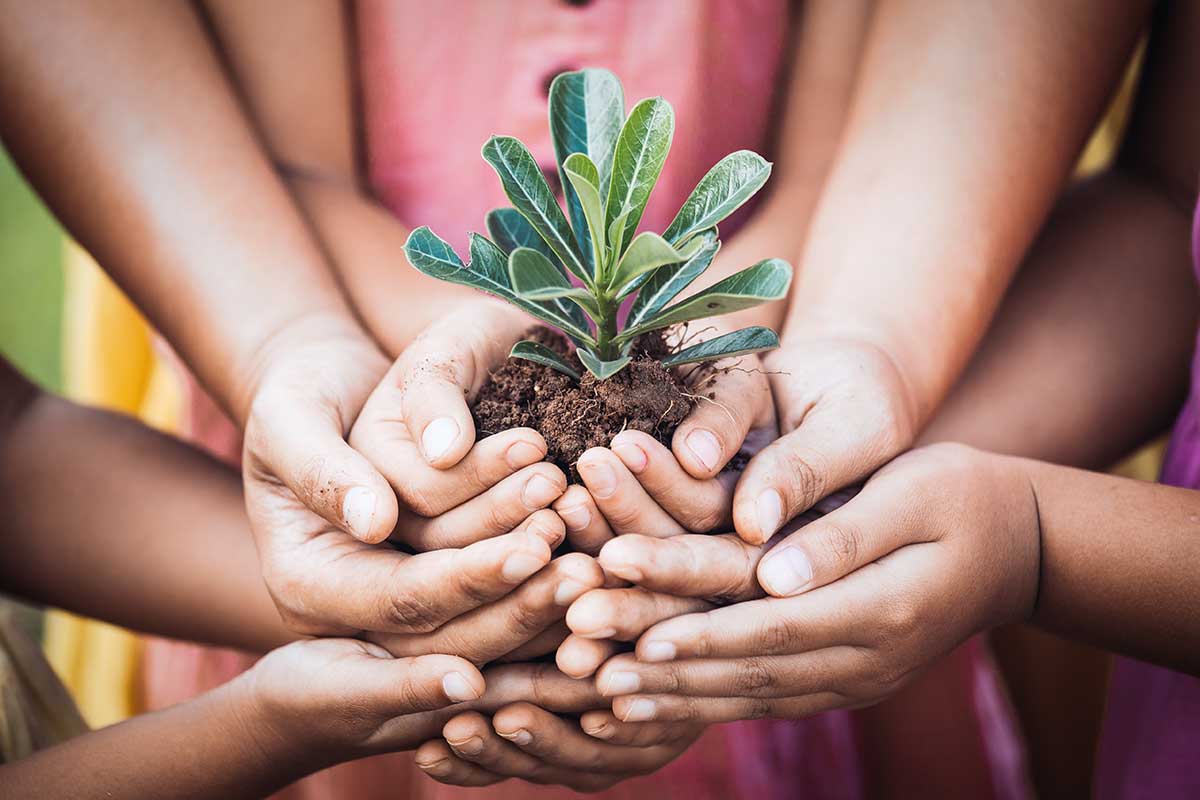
0,0,376,424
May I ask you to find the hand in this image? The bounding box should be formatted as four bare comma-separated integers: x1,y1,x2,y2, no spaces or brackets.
590,444,1040,723
349,298,568,551
733,336,921,544
553,325,777,554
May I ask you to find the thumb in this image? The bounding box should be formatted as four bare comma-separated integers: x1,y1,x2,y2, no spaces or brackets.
347,649,486,713
755,477,915,597
393,302,528,469
247,395,398,544
732,402,898,545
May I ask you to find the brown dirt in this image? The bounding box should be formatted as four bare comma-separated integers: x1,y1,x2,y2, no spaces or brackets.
472,326,692,480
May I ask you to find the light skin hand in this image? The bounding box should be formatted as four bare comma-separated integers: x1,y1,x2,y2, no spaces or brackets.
590,444,1040,724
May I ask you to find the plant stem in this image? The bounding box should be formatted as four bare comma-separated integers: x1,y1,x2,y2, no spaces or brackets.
594,292,620,360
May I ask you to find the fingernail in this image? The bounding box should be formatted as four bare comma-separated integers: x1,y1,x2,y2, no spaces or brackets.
584,721,613,739
442,671,481,702
603,671,640,696
342,487,377,539
759,546,813,596
522,473,561,508
612,442,648,473
502,552,545,583
449,736,484,756
417,757,450,774
685,429,723,472
505,440,544,469
622,699,656,722
554,579,588,606
580,626,617,640
756,489,783,540
422,417,460,462
558,504,591,531
581,460,617,498
498,728,533,746
640,641,676,662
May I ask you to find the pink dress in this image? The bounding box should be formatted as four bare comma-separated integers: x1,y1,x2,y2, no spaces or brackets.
1092,197,1200,799
142,2,1029,797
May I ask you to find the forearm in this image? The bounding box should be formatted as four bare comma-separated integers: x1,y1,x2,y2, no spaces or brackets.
0,676,316,799
0,0,372,424
920,169,1196,467
786,0,1149,422
1015,456,1200,674
0,383,291,652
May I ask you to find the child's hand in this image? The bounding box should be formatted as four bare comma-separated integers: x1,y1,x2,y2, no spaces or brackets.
415,703,703,791
587,444,1040,723
242,637,486,763
348,300,567,552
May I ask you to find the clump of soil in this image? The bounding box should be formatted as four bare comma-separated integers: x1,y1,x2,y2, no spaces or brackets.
472,327,692,480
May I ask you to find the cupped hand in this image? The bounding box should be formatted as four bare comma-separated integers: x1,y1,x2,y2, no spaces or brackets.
733,336,921,545
590,443,1040,723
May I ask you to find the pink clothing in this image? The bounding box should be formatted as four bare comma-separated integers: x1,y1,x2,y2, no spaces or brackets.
1093,197,1200,799
142,2,1029,798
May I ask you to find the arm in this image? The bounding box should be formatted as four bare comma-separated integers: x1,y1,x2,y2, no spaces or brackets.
735,0,1154,543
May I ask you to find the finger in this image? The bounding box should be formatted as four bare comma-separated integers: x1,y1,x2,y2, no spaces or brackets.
556,634,621,679
579,710,699,747
755,480,922,598
246,397,399,545
339,645,485,714
444,712,545,776
598,533,764,602
350,421,548,517
566,587,711,641
477,663,606,714
577,448,686,537
733,382,903,545
554,484,614,556
372,529,552,634
375,553,602,664
635,593,862,662
393,462,567,550
596,650,865,699
415,739,506,787
671,352,771,479
610,692,844,724
609,430,731,532
500,621,571,662
493,702,693,774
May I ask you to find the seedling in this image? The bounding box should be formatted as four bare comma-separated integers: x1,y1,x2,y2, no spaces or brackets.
404,68,792,381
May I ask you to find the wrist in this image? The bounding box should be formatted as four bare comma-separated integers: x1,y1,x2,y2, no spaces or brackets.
232,311,386,427
990,453,1044,626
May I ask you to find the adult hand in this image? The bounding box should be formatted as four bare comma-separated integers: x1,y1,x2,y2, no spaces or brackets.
732,336,920,544
591,444,1040,723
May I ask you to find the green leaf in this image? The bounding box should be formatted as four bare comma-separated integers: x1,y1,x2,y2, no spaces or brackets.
620,257,792,341
663,151,771,245
487,207,590,333
511,340,581,381
608,231,701,294
562,153,607,278
606,208,633,266
660,326,779,368
604,97,674,257
577,347,632,379
406,228,594,345
549,69,625,275
626,229,719,327
509,247,570,296
482,136,589,283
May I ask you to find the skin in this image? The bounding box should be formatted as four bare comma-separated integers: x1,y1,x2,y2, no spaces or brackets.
0,358,675,794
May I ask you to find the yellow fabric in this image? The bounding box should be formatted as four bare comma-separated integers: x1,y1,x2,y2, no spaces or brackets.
42,241,183,728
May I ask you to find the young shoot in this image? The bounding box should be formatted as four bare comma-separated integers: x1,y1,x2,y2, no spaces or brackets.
404,68,792,381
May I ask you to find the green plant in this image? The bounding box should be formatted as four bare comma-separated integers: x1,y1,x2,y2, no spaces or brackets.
403,68,792,381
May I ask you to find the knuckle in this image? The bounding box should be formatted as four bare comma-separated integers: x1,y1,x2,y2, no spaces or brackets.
383,591,440,634
818,521,862,575
684,501,727,534
882,597,920,640
398,480,443,517
733,657,777,694
757,616,801,655
782,447,825,510
745,697,774,720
